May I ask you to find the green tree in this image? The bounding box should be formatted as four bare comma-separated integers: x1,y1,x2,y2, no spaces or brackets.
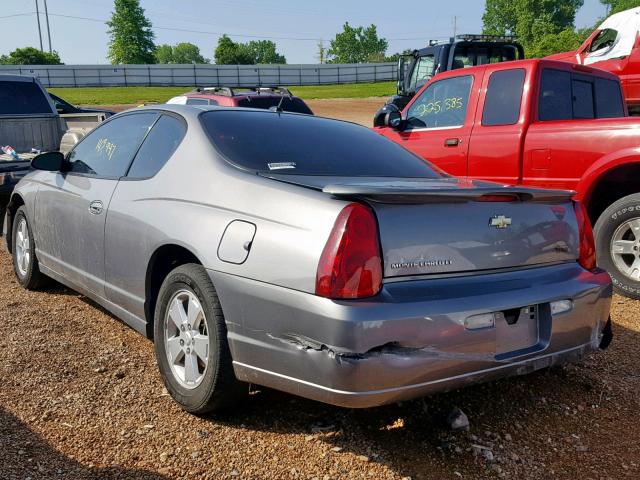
214,35,252,64
154,44,174,64
526,27,590,57
483,0,584,57
246,40,286,64
483,0,583,45
155,43,208,64
214,35,285,64
106,0,156,64
600,0,640,14
0,47,62,65
327,23,388,63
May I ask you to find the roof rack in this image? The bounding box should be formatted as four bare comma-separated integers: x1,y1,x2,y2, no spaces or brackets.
455,34,519,42
194,86,292,97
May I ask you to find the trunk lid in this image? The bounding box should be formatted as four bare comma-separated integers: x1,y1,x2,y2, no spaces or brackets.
264,175,580,277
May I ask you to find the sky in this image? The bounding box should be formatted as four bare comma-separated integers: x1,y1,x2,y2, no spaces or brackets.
0,0,609,64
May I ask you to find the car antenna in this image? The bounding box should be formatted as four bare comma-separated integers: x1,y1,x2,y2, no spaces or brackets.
270,88,292,113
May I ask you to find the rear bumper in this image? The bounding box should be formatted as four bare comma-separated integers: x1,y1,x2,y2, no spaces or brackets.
210,263,612,408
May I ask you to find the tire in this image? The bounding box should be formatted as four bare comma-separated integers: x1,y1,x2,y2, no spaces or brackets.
594,193,640,299
11,206,48,290
153,263,246,414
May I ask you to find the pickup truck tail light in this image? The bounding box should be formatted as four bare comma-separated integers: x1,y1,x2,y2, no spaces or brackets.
574,201,597,270
316,203,383,299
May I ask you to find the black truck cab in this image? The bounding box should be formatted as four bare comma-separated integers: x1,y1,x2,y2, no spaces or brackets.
389,34,525,110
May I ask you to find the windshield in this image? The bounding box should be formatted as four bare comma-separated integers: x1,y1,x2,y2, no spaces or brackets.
201,110,441,178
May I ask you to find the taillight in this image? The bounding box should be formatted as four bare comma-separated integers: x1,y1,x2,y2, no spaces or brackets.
316,203,383,299
574,201,596,270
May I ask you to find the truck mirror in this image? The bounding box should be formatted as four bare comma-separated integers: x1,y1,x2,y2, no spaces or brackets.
31,151,65,172
397,56,406,96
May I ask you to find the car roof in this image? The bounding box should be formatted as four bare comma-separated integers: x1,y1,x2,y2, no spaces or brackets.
183,87,299,99
433,58,621,81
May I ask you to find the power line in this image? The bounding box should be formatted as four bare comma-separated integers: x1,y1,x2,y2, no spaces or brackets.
0,12,36,19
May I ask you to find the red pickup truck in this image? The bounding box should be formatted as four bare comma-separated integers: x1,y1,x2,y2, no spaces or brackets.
375,58,640,298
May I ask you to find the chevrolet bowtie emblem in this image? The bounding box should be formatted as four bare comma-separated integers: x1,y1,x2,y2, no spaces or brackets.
490,215,512,229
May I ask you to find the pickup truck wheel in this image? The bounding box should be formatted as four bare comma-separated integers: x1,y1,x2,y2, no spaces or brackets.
154,263,247,414
594,194,640,299
11,206,48,290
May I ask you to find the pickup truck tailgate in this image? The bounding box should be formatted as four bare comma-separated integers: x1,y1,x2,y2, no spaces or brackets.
0,114,63,152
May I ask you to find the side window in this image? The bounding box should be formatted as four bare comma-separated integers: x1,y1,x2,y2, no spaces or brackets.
186,98,209,105
67,113,158,177
595,78,625,118
589,29,618,53
127,115,187,178
409,55,435,90
482,69,526,126
572,79,595,119
540,69,625,121
407,75,473,129
539,69,572,121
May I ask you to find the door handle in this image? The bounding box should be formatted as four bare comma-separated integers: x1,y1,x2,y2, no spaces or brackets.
445,138,461,147
89,200,103,215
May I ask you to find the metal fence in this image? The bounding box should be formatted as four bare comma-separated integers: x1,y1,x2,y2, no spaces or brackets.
0,63,397,88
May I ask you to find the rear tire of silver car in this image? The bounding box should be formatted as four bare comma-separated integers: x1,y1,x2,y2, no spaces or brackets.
594,193,640,299
11,206,48,290
154,263,246,414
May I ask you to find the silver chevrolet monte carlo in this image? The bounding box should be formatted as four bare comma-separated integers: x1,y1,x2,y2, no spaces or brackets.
4,105,613,414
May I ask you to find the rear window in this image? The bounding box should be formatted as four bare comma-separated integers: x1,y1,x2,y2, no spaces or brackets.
0,80,53,115
235,96,313,115
201,110,440,178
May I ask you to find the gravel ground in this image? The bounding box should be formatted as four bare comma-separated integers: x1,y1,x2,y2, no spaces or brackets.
1,248,639,480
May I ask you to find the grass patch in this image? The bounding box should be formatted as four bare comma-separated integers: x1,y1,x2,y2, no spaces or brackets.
48,81,395,105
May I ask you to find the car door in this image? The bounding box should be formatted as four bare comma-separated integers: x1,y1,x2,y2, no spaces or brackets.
34,112,159,297
104,113,188,320
382,73,478,177
466,68,528,185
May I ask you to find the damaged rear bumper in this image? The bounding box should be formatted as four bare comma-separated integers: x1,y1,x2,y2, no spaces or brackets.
210,263,612,408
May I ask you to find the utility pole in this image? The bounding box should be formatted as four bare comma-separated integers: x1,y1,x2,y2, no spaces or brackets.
317,40,326,64
35,0,44,52
453,16,458,38
43,0,52,53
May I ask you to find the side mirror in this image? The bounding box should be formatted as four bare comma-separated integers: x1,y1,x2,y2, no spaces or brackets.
373,103,406,131
397,56,406,96
31,151,65,172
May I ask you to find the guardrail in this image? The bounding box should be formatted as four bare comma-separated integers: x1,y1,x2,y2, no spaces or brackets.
0,63,397,87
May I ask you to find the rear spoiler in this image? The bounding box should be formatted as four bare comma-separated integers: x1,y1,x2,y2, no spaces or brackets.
322,183,576,204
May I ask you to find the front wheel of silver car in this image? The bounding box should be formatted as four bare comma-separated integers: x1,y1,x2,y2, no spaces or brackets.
154,263,246,414
11,206,48,290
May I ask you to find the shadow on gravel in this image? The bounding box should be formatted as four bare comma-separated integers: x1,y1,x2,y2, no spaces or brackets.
0,407,167,480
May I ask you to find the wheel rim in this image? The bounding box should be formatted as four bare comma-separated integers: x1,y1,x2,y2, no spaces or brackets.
611,217,640,281
164,289,209,389
15,218,31,277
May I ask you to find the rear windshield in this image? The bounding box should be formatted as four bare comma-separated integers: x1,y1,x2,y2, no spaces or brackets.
201,110,441,177
235,96,313,115
0,80,53,115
